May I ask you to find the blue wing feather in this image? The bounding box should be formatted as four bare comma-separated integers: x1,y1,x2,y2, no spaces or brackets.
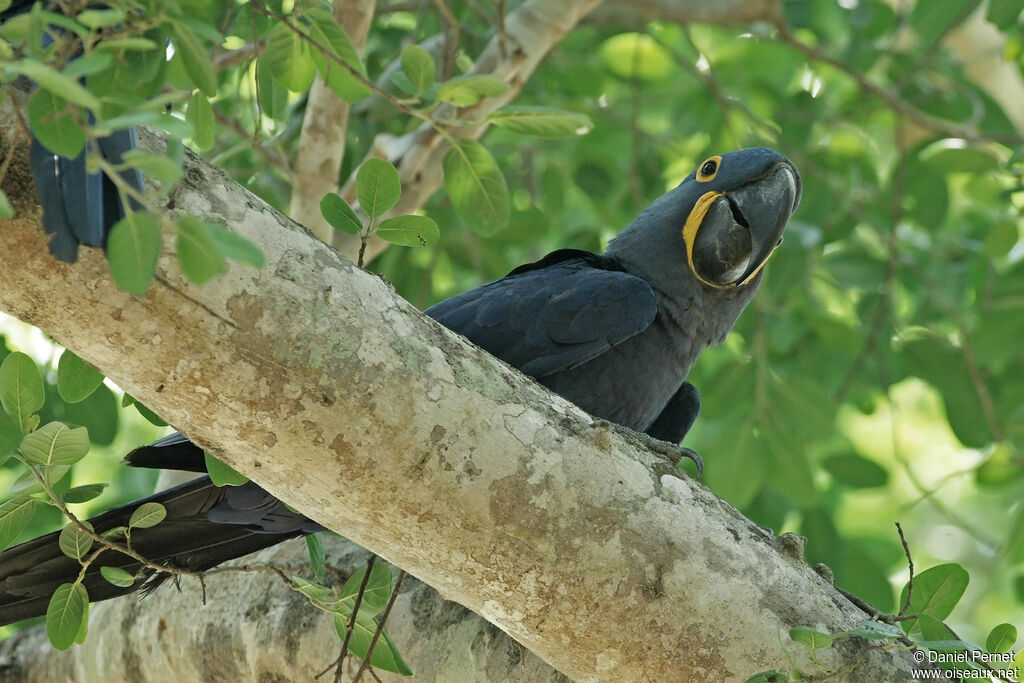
427,251,658,379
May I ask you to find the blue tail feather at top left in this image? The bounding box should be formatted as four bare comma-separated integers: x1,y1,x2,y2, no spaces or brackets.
28,129,146,263
4,0,146,263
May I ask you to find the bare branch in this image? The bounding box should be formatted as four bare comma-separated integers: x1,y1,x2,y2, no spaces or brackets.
288,0,376,243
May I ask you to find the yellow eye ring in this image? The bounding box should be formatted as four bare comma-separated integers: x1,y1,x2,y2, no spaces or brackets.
696,155,721,183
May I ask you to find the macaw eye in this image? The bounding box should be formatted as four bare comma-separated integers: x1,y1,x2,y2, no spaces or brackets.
696,156,721,183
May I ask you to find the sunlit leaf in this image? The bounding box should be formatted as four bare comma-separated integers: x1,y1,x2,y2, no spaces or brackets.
0,496,39,551
100,566,136,587
107,213,162,295
376,215,439,247
58,521,94,560
263,23,316,93
20,421,90,468
205,223,265,267
320,193,362,235
176,216,226,285
61,483,109,504
400,44,435,95
442,139,509,234
128,502,166,529
899,564,969,634
168,22,217,96
0,352,44,434
436,74,508,107
306,533,326,583
27,89,85,158
204,452,248,486
56,350,104,404
487,106,593,138
46,583,88,650
356,158,401,219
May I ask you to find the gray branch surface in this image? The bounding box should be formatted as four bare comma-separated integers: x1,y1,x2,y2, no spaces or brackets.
0,102,924,682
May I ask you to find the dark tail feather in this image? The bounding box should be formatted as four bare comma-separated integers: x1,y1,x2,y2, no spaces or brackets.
0,476,322,627
124,431,208,472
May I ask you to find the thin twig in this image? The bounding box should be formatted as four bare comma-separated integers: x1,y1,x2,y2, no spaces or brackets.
896,522,914,617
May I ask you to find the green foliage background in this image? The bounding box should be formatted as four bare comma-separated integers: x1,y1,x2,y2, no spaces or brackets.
2,0,1023,655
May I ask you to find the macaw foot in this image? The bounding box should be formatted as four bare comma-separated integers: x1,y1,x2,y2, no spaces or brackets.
590,420,703,478
638,433,704,479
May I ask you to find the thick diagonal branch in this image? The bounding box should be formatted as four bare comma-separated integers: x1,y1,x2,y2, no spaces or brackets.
1,107,923,682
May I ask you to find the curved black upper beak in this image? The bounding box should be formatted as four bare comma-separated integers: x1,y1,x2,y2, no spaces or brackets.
729,161,802,285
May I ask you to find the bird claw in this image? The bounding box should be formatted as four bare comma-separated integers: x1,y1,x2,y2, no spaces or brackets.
629,428,704,478
664,445,703,478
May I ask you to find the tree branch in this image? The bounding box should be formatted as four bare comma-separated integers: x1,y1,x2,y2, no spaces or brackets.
287,0,376,243
0,98,925,681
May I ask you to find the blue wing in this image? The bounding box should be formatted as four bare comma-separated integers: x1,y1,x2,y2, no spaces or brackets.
426,250,658,378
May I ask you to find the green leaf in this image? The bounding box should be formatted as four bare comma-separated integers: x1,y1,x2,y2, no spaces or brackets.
376,215,439,247
255,58,289,120
204,452,248,486
168,22,217,96
789,626,833,649
123,395,168,426
56,350,104,404
73,601,89,644
76,8,124,29
100,565,136,588
9,463,70,495
436,74,509,107
20,421,90,468
333,612,413,676
850,620,904,641
599,33,674,81
919,140,999,174
176,216,226,285
292,575,333,601
822,453,888,488
0,351,44,434
339,564,393,617
899,331,992,448
46,583,88,650
61,483,109,504
205,223,265,267
0,496,39,551
121,149,183,187
263,23,316,93
986,623,1017,653
64,52,114,78
320,193,363,235
14,60,101,112
356,158,401,219
27,89,85,158
128,502,166,529
899,563,970,634
442,139,509,233
486,106,593,138
305,9,371,102
96,37,160,52
0,188,12,218
107,212,162,295
987,0,1022,28
58,521,94,560
911,0,980,45
306,533,326,583
186,91,215,150
400,44,435,95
